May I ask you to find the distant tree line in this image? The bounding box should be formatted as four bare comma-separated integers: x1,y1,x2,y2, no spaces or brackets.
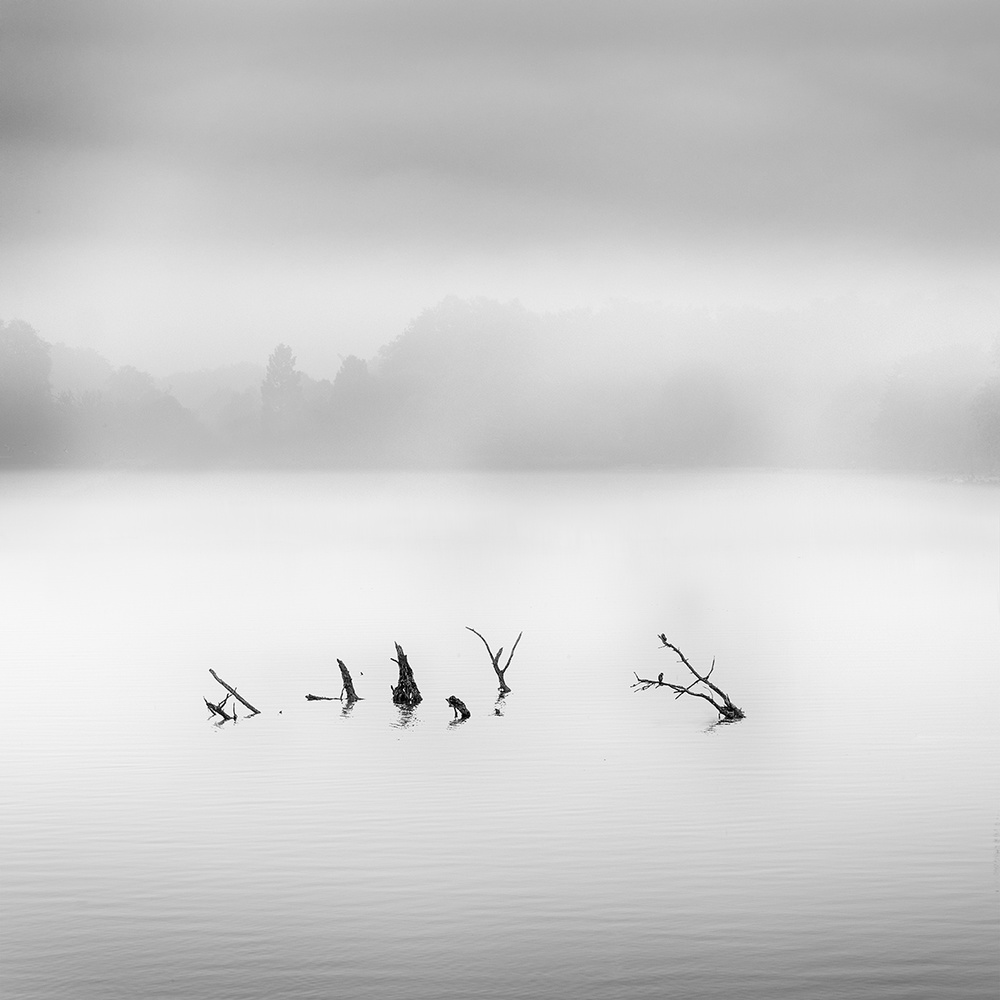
0,319,211,467
2,301,999,474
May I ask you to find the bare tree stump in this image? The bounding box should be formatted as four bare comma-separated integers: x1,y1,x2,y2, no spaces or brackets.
632,634,745,721
390,643,422,707
446,695,471,720
466,626,522,696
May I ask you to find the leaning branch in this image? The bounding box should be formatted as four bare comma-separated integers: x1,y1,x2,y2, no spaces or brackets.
337,658,361,703
632,635,744,721
208,668,261,716
656,636,734,709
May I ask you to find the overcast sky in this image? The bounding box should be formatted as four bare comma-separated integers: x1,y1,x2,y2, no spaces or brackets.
2,0,998,375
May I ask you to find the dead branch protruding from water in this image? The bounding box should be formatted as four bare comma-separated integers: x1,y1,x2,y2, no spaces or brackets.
305,658,361,703
631,634,745,721
466,626,522,696
446,695,471,720
337,658,361,703
391,643,422,707
208,668,261,716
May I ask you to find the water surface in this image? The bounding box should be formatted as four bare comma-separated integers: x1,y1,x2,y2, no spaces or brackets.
1,470,997,999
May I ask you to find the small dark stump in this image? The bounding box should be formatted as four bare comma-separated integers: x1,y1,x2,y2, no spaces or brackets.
446,695,471,720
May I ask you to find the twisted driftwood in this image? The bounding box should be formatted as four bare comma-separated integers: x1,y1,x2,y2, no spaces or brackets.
632,634,745,721
466,626,522,696
204,693,234,721
446,695,471,720
391,643,422,706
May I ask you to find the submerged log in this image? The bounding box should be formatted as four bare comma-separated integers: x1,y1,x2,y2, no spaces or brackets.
208,668,261,716
337,658,360,703
632,634,745,721
305,693,336,701
466,626,522,696
390,643,422,707
446,695,471,720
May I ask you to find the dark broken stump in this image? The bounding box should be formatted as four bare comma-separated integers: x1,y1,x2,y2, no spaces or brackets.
390,643,422,707
446,695,471,720
631,634,745,722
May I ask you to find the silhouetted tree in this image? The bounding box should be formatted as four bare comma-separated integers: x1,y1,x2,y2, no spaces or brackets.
316,355,386,464
0,319,58,463
373,298,538,466
971,378,1000,472
813,376,881,469
67,365,212,466
216,388,262,453
159,363,263,435
107,365,160,407
643,367,751,466
49,343,114,397
874,348,981,472
261,344,303,443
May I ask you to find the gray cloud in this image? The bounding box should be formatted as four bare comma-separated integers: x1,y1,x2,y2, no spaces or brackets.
1,0,998,368
4,0,998,245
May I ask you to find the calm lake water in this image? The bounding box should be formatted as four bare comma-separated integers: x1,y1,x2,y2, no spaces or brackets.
1,469,997,1000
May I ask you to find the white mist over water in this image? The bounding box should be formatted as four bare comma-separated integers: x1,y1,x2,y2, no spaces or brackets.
1,469,997,999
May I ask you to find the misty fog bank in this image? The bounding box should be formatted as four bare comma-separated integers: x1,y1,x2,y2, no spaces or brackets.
2,297,999,475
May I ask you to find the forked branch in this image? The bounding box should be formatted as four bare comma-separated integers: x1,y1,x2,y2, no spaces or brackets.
632,634,745,721
466,626,522,695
